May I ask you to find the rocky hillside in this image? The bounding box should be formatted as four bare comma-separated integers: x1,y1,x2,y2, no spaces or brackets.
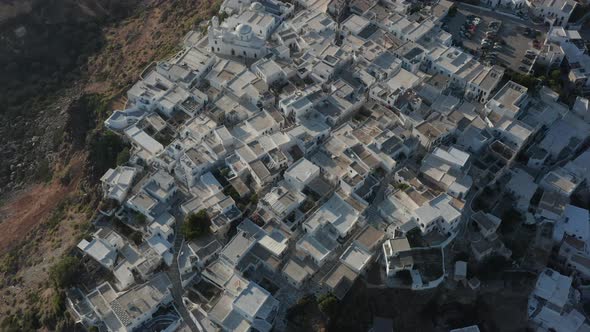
0,0,219,329
0,0,218,197
0,0,139,196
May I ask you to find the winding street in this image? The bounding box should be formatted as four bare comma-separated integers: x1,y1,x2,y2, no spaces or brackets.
166,191,200,332
364,161,406,226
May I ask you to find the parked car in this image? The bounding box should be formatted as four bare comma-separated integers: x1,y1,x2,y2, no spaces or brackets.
519,65,529,72
522,58,532,65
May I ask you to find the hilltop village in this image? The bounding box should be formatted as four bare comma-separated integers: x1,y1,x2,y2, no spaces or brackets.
64,0,590,330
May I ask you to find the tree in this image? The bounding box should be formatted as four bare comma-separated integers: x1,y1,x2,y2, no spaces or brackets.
510,72,538,90
88,131,125,178
39,289,66,328
131,232,143,245
550,69,561,81
286,294,315,322
116,147,130,166
182,210,211,240
395,182,410,191
135,212,147,224
448,6,458,17
48,291,65,318
218,11,229,23
49,256,80,289
409,4,423,14
317,293,339,318
220,167,231,179
250,193,259,205
224,186,240,201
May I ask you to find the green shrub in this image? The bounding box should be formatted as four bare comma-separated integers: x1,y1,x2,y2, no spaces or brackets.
448,6,458,17
116,147,130,166
87,131,125,179
49,256,80,289
317,293,339,318
182,210,211,240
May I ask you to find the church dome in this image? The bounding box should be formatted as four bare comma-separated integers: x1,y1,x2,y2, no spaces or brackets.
236,23,252,35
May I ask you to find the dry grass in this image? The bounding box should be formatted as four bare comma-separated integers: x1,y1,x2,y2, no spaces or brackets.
0,0,222,321
0,154,92,317
84,0,221,97
0,154,86,255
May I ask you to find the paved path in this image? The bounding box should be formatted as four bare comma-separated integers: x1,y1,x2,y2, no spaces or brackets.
365,162,404,226
457,2,541,27
167,238,199,331
166,193,200,332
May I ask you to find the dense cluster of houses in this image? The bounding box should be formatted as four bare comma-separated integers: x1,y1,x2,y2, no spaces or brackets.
64,0,590,330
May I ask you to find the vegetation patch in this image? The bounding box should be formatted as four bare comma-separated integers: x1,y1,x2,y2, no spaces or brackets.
182,210,212,240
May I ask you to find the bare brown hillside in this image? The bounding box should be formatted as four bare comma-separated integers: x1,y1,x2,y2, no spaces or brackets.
0,0,219,328
85,0,219,95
